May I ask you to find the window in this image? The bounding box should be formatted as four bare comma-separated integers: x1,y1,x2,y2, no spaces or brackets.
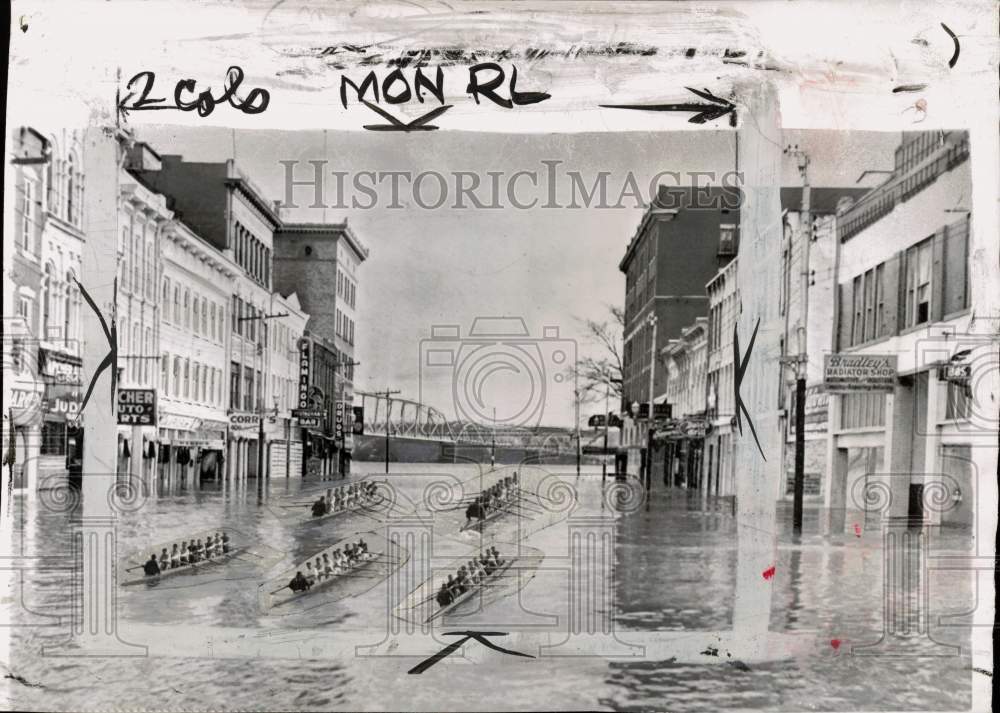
874,265,885,337
192,296,200,335
145,239,154,300
209,369,216,406
66,153,76,225
133,229,142,289
210,303,216,340
840,392,886,430
121,227,130,293
945,378,972,421
256,369,262,409
17,295,31,323
144,328,153,383
183,290,191,329
863,270,875,342
41,422,67,456
161,353,169,391
719,224,737,255
162,279,171,319
20,178,34,250
231,361,241,409
193,363,200,401
233,295,240,333
905,238,932,328
173,357,181,397
851,275,863,346
183,359,190,399
243,366,253,411
201,301,208,336
173,286,181,323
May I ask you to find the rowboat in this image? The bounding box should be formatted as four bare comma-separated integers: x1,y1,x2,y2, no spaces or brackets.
267,551,385,608
425,558,515,623
283,491,386,525
121,547,248,587
458,490,522,532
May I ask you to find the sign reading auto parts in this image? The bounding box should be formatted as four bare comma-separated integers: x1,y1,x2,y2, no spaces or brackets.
823,354,897,393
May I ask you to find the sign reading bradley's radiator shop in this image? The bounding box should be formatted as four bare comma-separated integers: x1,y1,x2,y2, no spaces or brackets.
823,354,897,393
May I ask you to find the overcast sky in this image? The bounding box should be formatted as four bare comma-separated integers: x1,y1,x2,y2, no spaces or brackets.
138,126,898,428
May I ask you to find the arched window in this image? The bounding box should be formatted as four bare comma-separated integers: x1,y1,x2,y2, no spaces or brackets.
66,153,76,223
42,262,54,339
183,289,190,329
144,237,154,300
173,356,181,397
132,227,142,290
120,227,130,292
192,296,200,335
131,324,140,382
162,279,171,319
201,300,208,335
173,286,180,323
183,359,190,399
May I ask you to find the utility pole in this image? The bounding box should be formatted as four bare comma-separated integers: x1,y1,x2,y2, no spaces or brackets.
380,388,401,474
645,312,658,491
238,310,287,504
602,377,611,482
574,369,581,478
784,144,811,535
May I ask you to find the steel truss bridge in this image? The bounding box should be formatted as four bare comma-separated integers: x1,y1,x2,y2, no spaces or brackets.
355,390,576,451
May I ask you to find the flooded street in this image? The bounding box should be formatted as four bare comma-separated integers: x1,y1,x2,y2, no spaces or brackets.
4,464,975,711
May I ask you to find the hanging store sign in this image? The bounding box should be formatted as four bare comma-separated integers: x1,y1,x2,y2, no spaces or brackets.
334,401,346,441
823,354,897,393
117,388,158,426
297,337,312,409
229,412,261,430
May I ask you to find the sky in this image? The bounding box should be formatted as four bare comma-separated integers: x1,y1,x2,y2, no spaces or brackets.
138,126,899,428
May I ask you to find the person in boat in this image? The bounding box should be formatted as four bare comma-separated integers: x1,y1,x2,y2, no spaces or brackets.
313,557,326,582
311,496,327,518
479,552,493,575
288,571,311,592
195,539,206,561
187,541,199,564
465,498,485,527
490,546,504,567
455,566,469,595
322,553,334,578
179,541,189,565
444,573,459,599
325,489,334,514
220,532,230,554
436,581,454,607
170,544,181,569
143,553,161,577
358,538,368,555
304,561,317,585
205,536,216,558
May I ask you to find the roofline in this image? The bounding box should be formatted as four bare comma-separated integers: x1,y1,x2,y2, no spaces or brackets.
277,221,370,262
618,208,678,272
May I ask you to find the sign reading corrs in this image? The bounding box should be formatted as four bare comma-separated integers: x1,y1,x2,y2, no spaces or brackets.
823,354,897,393
229,412,261,430
117,388,157,426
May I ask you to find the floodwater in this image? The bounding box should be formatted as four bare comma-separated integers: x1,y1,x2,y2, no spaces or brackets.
2,463,976,711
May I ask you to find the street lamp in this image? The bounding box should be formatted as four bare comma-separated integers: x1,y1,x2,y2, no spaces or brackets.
645,313,658,492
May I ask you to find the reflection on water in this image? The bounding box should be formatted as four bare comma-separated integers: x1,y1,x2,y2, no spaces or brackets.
4,465,974,712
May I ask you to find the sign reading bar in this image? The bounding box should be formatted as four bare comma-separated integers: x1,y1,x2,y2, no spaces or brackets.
293,408,324,429
824,354,897,392
117,388,157,426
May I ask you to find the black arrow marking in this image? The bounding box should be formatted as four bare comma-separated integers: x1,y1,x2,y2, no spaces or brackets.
407,631,534,674
733,318,765,461
601,87,736,126
941,22,959,68
75,277,118,417
361,101,452,132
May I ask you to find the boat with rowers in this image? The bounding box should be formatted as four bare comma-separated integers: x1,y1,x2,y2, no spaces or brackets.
426,546,514,623
264,536,390,609
278,481,384,525
459,473,521,532
121,529,242,587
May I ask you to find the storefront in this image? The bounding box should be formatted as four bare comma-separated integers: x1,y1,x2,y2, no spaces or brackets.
37,349,82,488
158,413,227,490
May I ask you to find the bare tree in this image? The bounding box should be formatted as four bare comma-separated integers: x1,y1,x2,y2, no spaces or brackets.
568,305,624,406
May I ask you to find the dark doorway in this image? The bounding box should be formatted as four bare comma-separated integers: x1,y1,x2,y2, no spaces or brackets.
907,483,924,528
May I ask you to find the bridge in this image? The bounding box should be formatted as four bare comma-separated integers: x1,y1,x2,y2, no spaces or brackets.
352,390,589,465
